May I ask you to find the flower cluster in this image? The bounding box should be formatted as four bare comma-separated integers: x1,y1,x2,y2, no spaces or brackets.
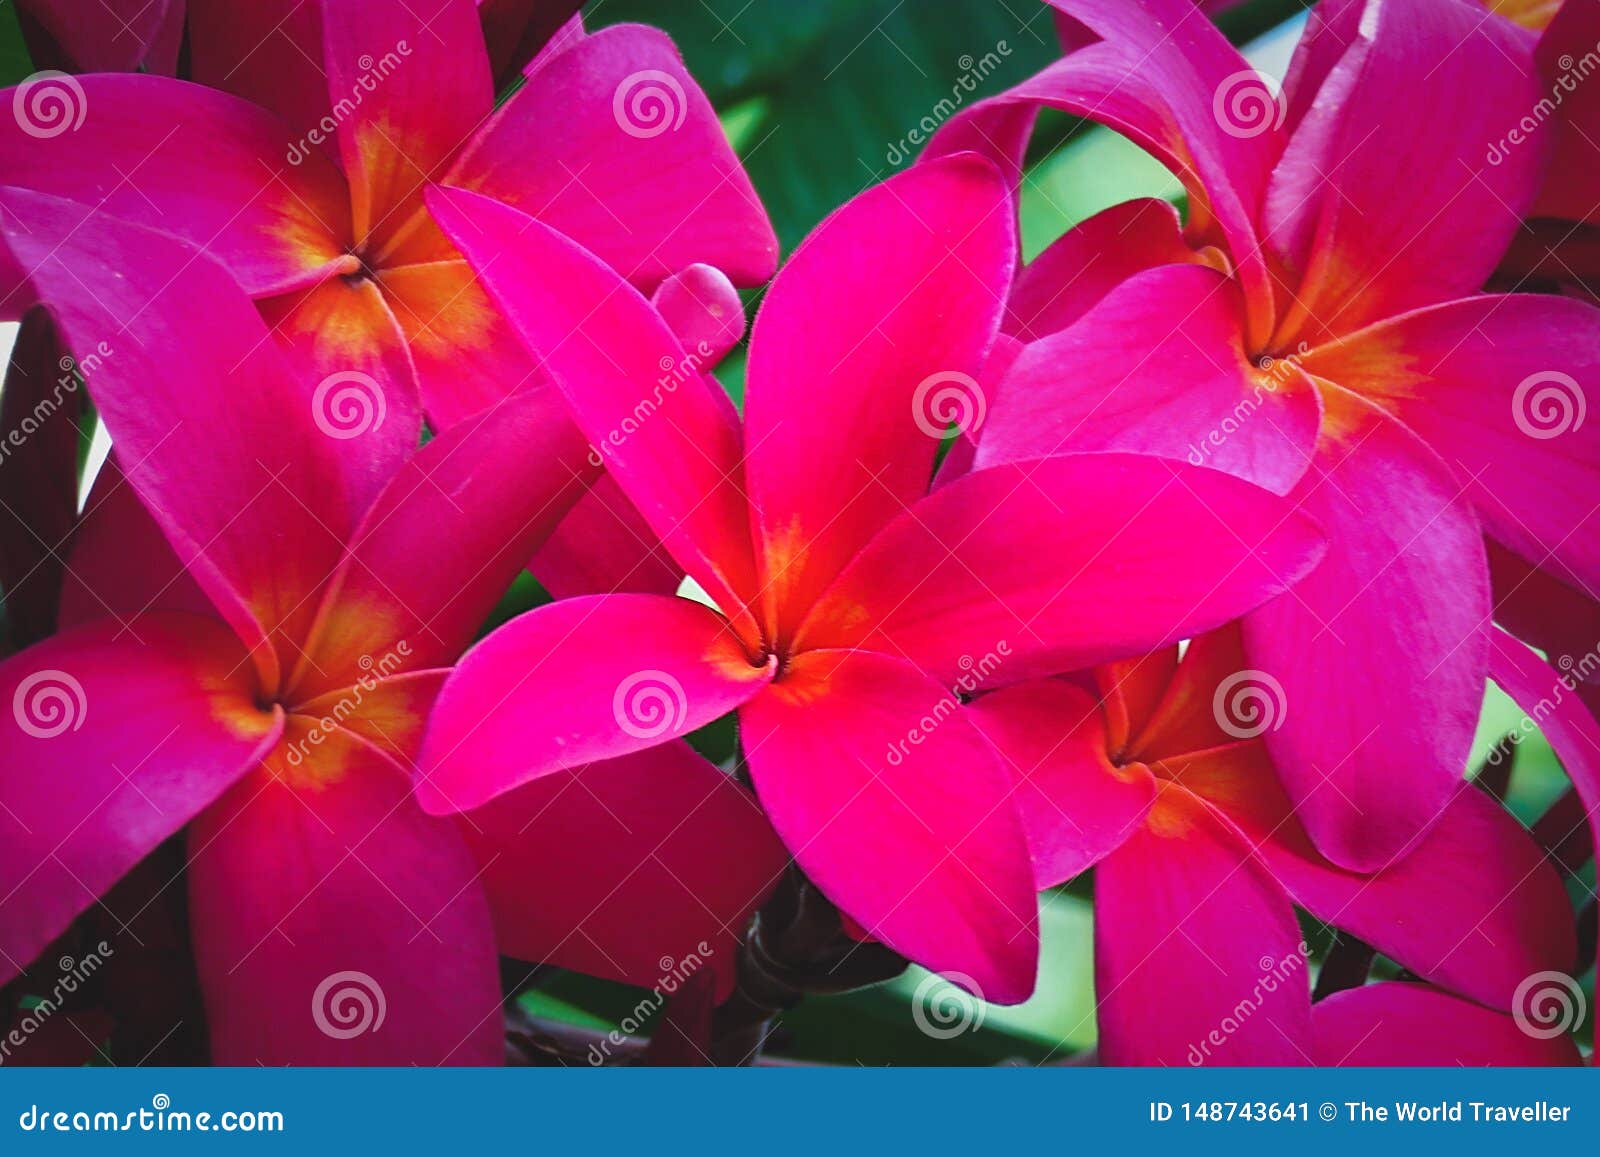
0,0,1594,1069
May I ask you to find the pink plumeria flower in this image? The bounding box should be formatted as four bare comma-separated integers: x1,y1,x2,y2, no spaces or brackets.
932,0,1600,871
0,0,774,434
411,154,1326,1002
972,625,1574,1063
0,191,786,1063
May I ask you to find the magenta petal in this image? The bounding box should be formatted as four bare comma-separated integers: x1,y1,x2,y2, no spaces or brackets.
967,679,1154,888
58,458,212,631
802,452,1325,687
322,0,493,245
0,192,395,682
1533,0,1600,224
0,75,351,294
1191,742,1576,1010
464,741,787,999
650,264,747,365
427,185,762,625
964,0,1281,343
19,0,183,73
979,264,1319,495
742,155,1014,627
416,594,771,815
1004,198,1197,341
1265,0,1545,341
189,747,501,1065
528,473,683,600
741,648,1039,1004
450,23,777,286
187,0,329,147
0,614,280,984
1313,983,1583,1067
1303,293,1600,595
1243,391,1488,871
297,387,593,692
1095,783,1311,1066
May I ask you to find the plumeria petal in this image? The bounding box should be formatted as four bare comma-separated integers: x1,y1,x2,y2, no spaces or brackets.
1301,293,1600,596
1095,781,1312,1066
978,264,1320,495
743,155,1014,635
1264,0,1545,345
800,452,1325,687
426,185,762,623
1004,198,1198,341
967,679,1154,888
463,741,787,998
447,23,777,286
740,648,1039,1004
0,76,351,295
416,594,771,815
294,386,592,695
322,0,494,253
1169,741,1575,1011
940,0,1282,344
1243,388,1489,871
188,731,501,1065
1312,983,1583,1066
528,473,684,600
0,192,395,688
0,614,280,984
